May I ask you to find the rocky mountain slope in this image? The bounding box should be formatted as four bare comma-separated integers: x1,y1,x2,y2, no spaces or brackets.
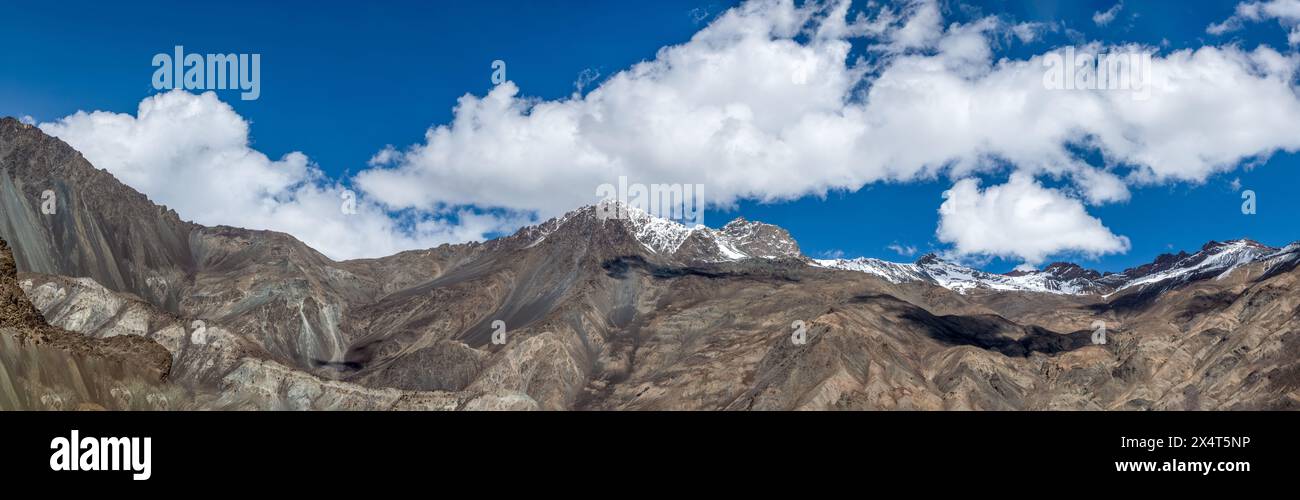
0,237,175,410
3,116,1299,410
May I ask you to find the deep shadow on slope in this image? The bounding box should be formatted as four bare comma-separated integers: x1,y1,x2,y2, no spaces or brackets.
601,255,804,282
851,293,1093,357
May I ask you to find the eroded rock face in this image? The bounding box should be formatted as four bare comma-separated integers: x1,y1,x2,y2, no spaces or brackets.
3,117,1300,411
0,238,172,379
719,217,802,259
15,260,472,411
0,237,176,410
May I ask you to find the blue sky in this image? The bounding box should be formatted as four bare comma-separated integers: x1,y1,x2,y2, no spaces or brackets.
2,0,1298,272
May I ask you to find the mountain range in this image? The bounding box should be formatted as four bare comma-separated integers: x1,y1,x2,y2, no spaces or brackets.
817,239,1297,296
2,115,1299,410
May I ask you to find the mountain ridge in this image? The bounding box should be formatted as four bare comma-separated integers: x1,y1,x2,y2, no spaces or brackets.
517,196,1296,299
5,113,1286,300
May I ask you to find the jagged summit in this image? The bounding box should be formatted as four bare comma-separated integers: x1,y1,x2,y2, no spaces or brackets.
1009,262,1099,280
718,215,801,259
914,253,942,265
522,200,801,263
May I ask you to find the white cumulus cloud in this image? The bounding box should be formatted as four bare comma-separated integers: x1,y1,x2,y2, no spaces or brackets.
39,90,525,260
355,0,1300,264
937,174,1131,265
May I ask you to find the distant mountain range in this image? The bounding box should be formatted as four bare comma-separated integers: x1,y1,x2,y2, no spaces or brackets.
817,239,1299,296
543,198,1300,298
3,116,1299,410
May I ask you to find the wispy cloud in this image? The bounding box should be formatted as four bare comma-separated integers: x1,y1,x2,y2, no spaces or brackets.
1207,0,1300,44
818,249,846,259
1093,2,1124,26
887,242,918,257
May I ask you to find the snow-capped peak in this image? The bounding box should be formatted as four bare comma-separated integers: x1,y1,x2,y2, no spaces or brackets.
595,200,691,252
528,200,801,263
620,203,801,262
718,217,802,260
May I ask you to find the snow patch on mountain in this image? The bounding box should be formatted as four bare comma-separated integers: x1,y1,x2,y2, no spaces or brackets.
1113,240,1274,292
820,239,1295,296
814,255,1099,294
622,205,703,255
810,257,928,284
